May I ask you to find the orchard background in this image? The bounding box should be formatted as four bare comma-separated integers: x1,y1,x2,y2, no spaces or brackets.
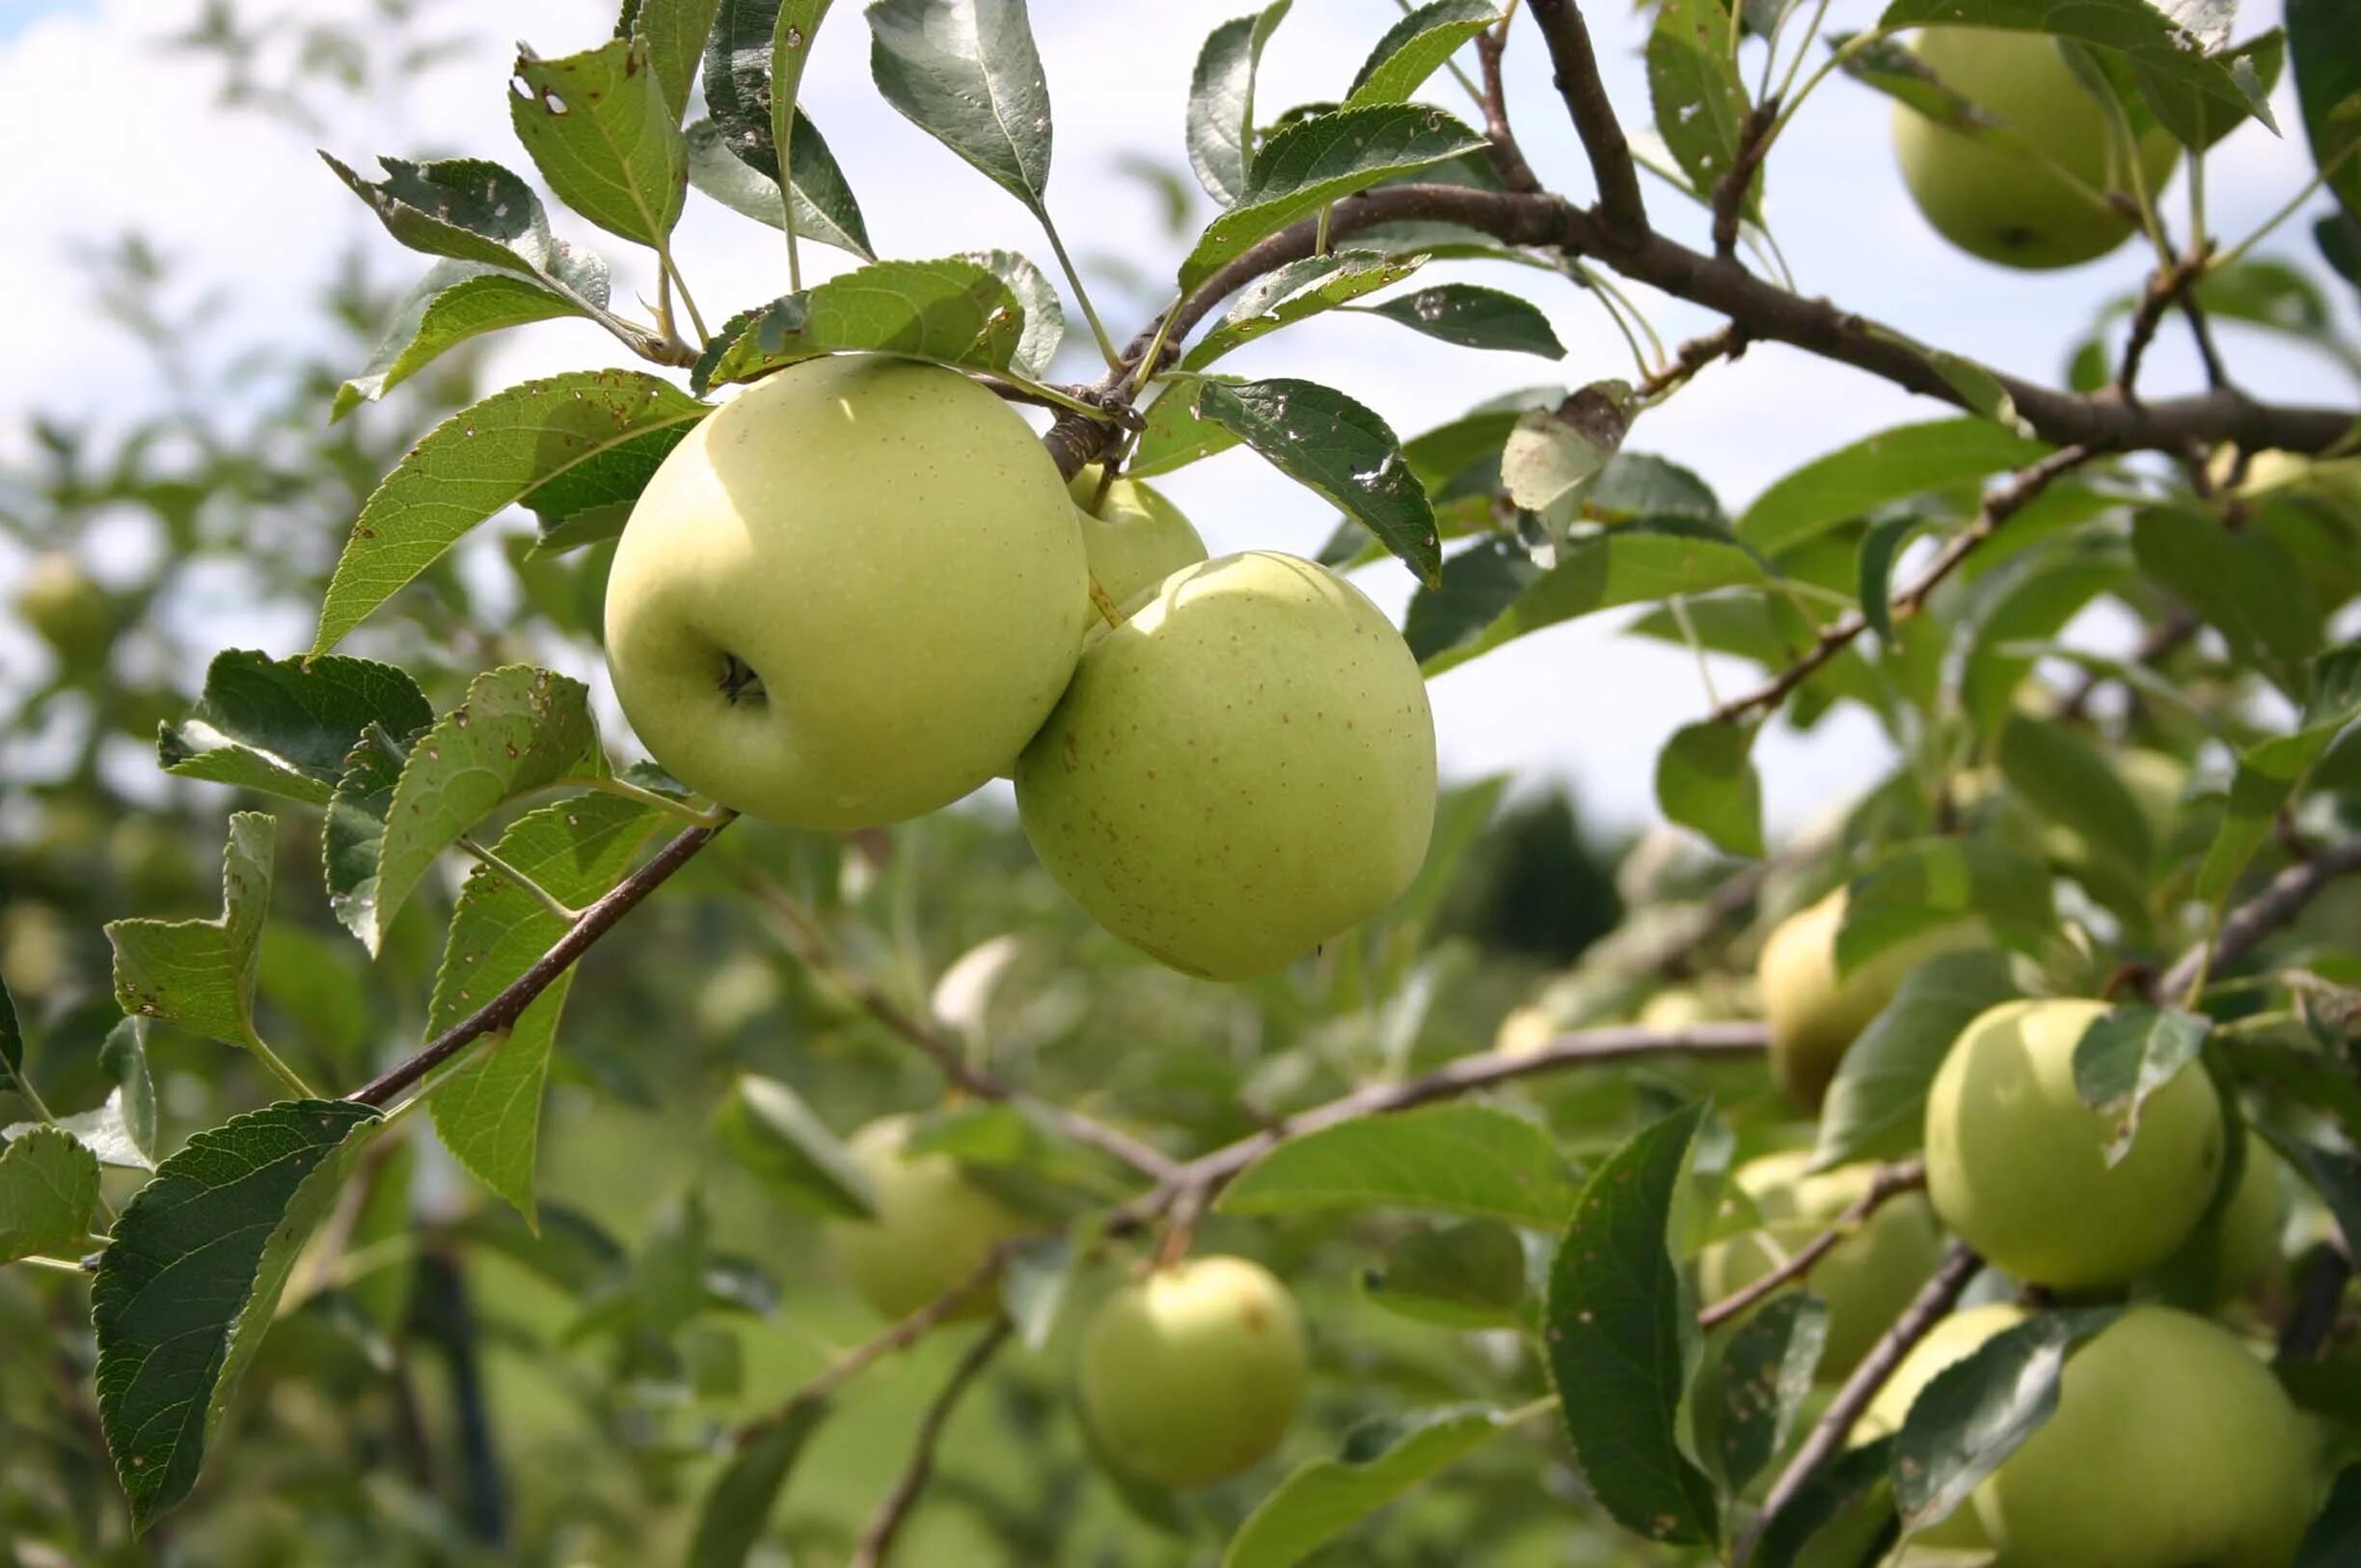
1,0,2359,1563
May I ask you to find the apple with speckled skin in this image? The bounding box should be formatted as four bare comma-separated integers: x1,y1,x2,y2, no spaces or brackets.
1756,888,1982,1109
822,1116,1025,1321
1069,465,1208,607
603,354,1089,828
1081,1256,1308,1487
1926,998,2223,1287
1016,551,1436,981
1892,28,2180,270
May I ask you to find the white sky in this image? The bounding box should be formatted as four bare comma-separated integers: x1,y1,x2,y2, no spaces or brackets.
2,0,2352,829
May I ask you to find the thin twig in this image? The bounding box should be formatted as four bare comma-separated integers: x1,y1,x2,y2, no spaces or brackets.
1475,28,1544,196
851,1321,1013,1568
2117,252,2206,398
2153,838,2361,1004
347,820,729,1106
1526,0,1647,240
1712,103,1778,262
1696,1158,1927,1330
1640,324,1748,400
1742,1243,1983,1562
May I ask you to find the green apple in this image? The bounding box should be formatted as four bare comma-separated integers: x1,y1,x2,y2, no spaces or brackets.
821,1115,1025,1321
1756,888,1982,1109
1926,998,2224,1287
603,354,1089,827
1698,1151,1945,1380
1069,465,1208,607
1081,1255,1308,1487
1016,551,1436,981
1973,1307,2316,1565
2144,1139,2287,1310
14,552,114,662
1494,1002,1560,1058
1853,1302,2027,1552
1891,28,2181,270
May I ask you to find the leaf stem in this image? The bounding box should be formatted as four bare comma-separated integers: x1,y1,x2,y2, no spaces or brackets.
2208,146,2359,274
574,774,733,828
243,1025,321,1101
456,835,582,924
658,243,711,346
1037,209,1122,371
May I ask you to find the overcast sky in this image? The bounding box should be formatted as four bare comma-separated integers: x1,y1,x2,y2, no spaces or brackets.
2,0,2351,830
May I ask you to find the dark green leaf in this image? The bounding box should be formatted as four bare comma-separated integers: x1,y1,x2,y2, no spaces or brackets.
333,259,590,421
2071,1004,2212,1166
1738,419,2051,554
1655,719,1764,859
1182,250,1426,369
1750,1436,1900,1568
687,1402,828,1568
2291,0,2361,223
2134,27,2284,150
1855,512,1927,641
0,974,21,1095
2132,505,2320,689
2296,1461,2361,1567
1360,1219,1528,1329
158,650,431,806
1699,1293,1827,1493
692,257,1027,392
323,726,405,952
1186,1,1294,205
1224,1405,1514,1568
770,2,834,207
106,813,275,1050
321,155,565,280
1356,283,1564,357
627,0,725,121
1543,1102,1720,1548
508,37,688,247
1217,1103,1578,1228
1346,1,1499,107
94,1099,383,1528
2253,1122,2361,1255
867,0,1054,213
684,113,873,258
715,1074,878,1219
1815,951,2021,1169
0,1126,101,1262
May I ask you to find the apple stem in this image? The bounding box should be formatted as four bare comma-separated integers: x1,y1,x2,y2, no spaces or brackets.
1088,575,1126,629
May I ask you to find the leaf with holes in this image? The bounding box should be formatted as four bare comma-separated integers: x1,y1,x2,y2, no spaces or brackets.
1345,0,1499,107
1543,1102,1719,1548
1815,951,2021,1169
1656,719,1764,858
0,1127,100,1263
692,257,1027,392
868,0,1054,213
321,154,565,279
509,37,688,247
1186,1,1293,205
2071,1005,2212,1167
107,814,275,1050
1180,104,1485,290
94,1099,384,1528
1697,1293,1828,1493
1182,250,1426,369
1193,376,1442,583
429,794,661,1220
1217,1103,1578,1228
333,258,596,421
312,370,708,655
1649,0,1757,223
715,1073,879,1220
1357,283,1563,357
368,667,605,950
158,650,431,807
1225,1405,1515,1568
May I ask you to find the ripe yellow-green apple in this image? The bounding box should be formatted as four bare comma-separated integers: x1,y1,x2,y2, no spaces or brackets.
1697,1151,1945,1379
1069,465,1208,607
2145,1140,2287,1310
1853,1302,2026,1553
1926,998,2224,1287
1891,28,2181,270
821,1116,1024,1321
603,354,1089,827
1016,552,1436,980
1495,1003,1560,1058
1081,1256,1308,1487
1756,888,1982,1109
14,552,113,662
1972,1307,2316,1565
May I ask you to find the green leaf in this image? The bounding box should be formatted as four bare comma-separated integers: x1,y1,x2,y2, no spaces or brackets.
106,813,274,1049
1697,1293,1827,1493
2135,27,2285,151
685,112,873,258
1855,512,1927,641
1957,543,2127,734
0,1126,100,1262
1345,1,1498,107
1814,951,2021,1169
1502,388,1635,537
698,0,873,256
867,0,1054,214
692,257,1027,392
2070,1005,2212,1167
508,38,687,247
323,727,406,952
0,973,22,1095
1996,711,2155,875
1129,375,1245,475
1838,835,2051,974
2133,505,2320,691
1216,1103,1578,1228
1891,1308,2118,1536
1181,250,1426,369
1410,529,1767,675
368,666,605,948
2253,1122,2361,1255
1648,0,1757,223
967,247,1065,379
2195,651,2361,901
1359,1219,1528,1329
1225,1405,1514,1568
1737,419,2052,554
1655,719,1764,858
312,369,706,654
93,1099,383,1528
1356,283,1564,357
639,1185,710,1334
1543,1102,1719,1548
1179,104,1486,290
770,1,834,205
428,794,660,1219
321,154,567,280
1001,1232,1081,1350
158,650,431,806
1751,1436,1900,1567
626,0,725,121
715,1074,878,1219
2297,1461,2361,1567
1187,2,1294,205
1192,377,1442,583
689,1404,828,1567
1878,0,2275,131
333,259,591,421
2293,0,2361,224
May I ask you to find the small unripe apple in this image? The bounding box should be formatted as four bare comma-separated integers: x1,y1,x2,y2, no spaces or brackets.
821,1116,1025,1321
1853,1302,2026,1552
1891,28,2180,270
14,552,114,663
1973,1307,2316,1565
1926,998,2224,1287
2144,1139,2287,1310
1016,552,1436,981
1081,1256,1308,1487
1069,465,1208,608
1756,888,1981,1109
1698,1151,1945,1380
1494,1003,1560,1058
603,354,1089,827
